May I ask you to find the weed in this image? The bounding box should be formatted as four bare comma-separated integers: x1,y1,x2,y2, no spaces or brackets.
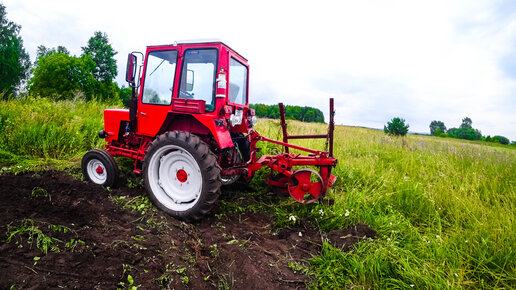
131,235,147,242
181,248,196,265
65,239,85,252
156,262,190,288
109,194,167,229
30,187,49,199
209,244,220,258
5,219,84,255
181,275,189,285
6,219,62,254
288,261,309,274
118,274,140,290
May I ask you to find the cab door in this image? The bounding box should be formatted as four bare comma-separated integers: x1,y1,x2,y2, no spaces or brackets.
137,48,180,136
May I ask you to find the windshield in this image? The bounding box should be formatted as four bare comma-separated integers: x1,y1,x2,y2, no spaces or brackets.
179,49,218,112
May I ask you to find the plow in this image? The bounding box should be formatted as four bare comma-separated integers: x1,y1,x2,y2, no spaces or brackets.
82,41,337,221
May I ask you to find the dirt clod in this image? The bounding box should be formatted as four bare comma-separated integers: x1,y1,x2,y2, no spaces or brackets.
325,223,377,250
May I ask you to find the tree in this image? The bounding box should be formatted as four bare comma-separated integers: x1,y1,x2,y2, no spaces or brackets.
0,3,30,97
384,117,409,136
81,31,117,83
29,53,96,100
492,135,510,145
456,127,482,140
447,127,458,137
429,120,446,135
460,117,472,129
36,45,70,59
446,117,481,141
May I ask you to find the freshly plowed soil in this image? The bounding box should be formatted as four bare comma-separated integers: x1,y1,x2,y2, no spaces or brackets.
0,171,375,289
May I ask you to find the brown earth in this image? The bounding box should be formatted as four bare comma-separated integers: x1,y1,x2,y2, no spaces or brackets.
0,171,375,289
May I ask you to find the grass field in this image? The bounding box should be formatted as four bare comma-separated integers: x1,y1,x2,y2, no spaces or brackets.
1,98,514,288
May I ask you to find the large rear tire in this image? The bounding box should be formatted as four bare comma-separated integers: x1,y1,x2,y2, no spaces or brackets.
81,149,119,187
143,131,222,222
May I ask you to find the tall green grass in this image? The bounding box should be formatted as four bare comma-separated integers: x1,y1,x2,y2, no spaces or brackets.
1,98,514,288
0,96,113,170
254,120,515,289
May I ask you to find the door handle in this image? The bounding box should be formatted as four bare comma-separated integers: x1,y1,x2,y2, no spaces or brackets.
140,112,147,116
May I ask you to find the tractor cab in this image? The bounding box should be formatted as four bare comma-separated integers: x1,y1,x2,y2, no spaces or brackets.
124,41,255,146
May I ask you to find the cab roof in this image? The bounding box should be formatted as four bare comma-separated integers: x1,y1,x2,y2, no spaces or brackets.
147,39,247,61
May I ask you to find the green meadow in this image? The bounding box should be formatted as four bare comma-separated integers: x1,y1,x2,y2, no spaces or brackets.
1,98,514,288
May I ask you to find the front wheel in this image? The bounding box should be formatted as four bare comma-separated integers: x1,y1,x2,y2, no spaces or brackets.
81,149,119,187
143,131,222,222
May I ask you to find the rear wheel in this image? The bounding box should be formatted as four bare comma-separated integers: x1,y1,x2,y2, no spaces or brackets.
81,149,119,187
143,131,221,222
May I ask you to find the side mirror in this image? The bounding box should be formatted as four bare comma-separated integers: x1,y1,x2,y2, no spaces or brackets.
186,69,194,91
126,53,137,84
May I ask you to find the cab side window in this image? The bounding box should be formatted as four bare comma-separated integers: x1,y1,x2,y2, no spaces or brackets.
228,57,248,105
142,50,178,105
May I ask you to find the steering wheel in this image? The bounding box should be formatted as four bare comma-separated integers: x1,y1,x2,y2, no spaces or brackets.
179,90,194,99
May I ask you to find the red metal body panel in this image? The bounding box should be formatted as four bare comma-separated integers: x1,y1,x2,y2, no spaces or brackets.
191,114,234,148
171,98,205,114
104,109,129,143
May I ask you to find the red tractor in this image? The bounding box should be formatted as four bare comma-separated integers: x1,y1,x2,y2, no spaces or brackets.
82,41,337,221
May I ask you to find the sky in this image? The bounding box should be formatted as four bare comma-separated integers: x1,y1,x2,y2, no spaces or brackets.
3,0,516,140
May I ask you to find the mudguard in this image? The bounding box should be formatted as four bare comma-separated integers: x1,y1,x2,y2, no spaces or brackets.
158,113,234,149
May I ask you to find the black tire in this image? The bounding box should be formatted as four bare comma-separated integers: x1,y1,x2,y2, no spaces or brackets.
143,131,222,222
81,149,119,187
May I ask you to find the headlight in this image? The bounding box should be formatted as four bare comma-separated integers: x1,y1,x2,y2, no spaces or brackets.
229,109,243,126
250,115,258,127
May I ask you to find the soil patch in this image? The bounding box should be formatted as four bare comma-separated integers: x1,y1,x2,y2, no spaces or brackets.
0,171,375,289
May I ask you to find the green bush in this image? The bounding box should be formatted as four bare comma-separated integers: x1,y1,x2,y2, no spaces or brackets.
384,117,409,136
492,135,510,145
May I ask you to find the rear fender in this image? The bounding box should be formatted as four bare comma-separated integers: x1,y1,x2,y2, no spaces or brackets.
159,113,233,149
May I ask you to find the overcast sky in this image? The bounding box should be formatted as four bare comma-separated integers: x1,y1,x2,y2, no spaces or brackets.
3,0,516,140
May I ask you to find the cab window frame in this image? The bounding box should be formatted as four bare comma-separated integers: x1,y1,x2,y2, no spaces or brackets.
141,49,179,106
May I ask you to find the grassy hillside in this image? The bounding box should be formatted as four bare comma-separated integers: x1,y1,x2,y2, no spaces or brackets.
1,98,514,288
255,120,515,288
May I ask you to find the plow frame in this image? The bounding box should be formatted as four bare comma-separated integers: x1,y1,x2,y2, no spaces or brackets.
242,98,337,202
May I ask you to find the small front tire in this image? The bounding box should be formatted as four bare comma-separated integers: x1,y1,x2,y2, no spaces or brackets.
81,149,119,187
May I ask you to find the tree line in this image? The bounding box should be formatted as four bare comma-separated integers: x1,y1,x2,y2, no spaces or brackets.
249,103,325,123
1,4,131,103
384,116,513,145
429,118,512,145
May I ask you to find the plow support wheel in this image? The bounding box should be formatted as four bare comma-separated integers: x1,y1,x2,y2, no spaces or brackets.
288,168,324,204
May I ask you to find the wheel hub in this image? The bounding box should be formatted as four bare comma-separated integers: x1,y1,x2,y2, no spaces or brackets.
86,159,107,184
176,169,188,183
96,166,104,174
147,146,203,208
